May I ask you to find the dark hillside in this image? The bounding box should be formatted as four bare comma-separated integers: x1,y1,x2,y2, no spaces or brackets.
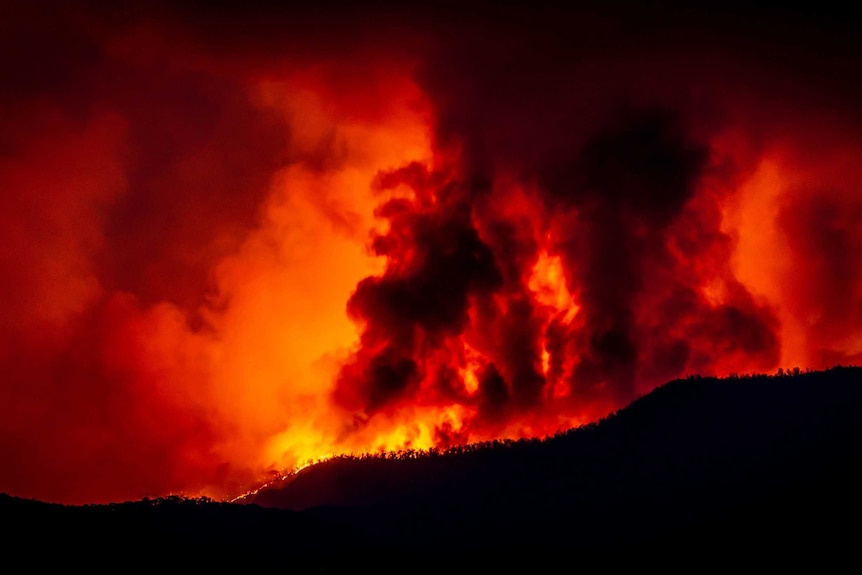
0,493,371,570
251,366,862,563
3,366,860,570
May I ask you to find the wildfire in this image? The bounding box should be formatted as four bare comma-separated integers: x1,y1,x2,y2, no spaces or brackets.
529,250,581,326
1,2,861,505
458,342,484,394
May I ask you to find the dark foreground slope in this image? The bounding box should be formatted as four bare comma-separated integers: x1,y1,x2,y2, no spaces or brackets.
3,366,861,570
250,366,862,564
0,492,373,570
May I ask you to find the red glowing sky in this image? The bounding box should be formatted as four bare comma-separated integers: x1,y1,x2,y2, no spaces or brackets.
2,1,861,504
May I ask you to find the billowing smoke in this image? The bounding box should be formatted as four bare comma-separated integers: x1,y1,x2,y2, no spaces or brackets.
1,2,861,503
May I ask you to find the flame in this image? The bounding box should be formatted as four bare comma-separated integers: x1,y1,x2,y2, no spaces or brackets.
529,250,581,325
199,72,437,492
458,342,483,394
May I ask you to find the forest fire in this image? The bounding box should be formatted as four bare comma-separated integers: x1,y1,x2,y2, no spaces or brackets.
1,2,861,505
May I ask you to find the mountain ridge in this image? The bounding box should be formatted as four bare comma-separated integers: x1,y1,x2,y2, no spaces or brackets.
2,365,860,569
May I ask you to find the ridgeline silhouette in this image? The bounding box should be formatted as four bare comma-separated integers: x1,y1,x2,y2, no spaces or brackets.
3,366,861,570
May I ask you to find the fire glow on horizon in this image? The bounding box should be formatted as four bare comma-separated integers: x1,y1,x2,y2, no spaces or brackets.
2,2,861,504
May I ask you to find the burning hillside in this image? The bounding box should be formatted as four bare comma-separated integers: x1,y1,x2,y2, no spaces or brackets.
1,1,861,504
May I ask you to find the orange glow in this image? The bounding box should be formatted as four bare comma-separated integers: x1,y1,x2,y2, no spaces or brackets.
459,342,483,394
198,73,436,490
529,250,580,325
541,348,551,376
721,158,799,364
721,141,862,371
